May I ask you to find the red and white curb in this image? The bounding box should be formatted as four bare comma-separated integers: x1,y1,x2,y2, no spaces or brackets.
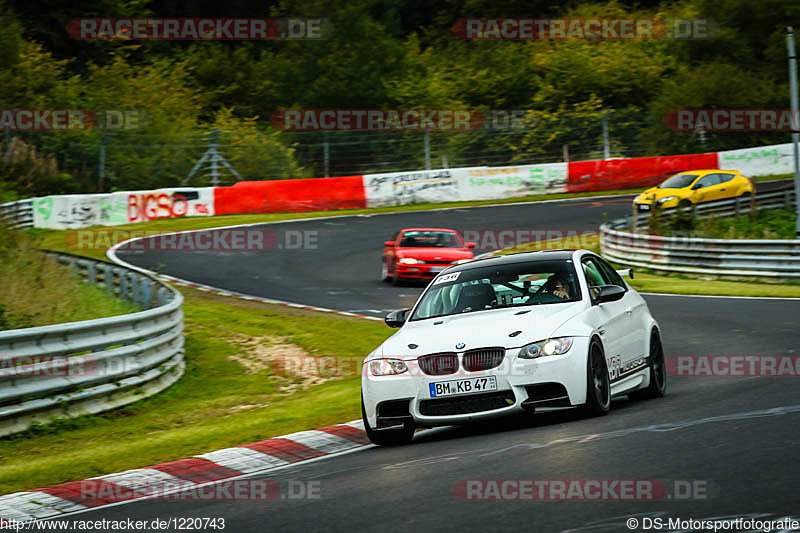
0,420,369,522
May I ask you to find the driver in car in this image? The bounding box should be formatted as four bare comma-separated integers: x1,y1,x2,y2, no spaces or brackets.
542,273,571,300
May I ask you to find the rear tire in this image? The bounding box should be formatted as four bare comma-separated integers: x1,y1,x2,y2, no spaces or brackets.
629,330,667,401
362,396,415,446
583,339,610,416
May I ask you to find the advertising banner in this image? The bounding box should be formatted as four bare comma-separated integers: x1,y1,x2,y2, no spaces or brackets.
716,143,795,177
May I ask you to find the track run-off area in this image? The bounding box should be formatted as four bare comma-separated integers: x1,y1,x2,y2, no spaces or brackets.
97,188,800,532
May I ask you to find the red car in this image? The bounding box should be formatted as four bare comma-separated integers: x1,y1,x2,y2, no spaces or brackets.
382,228,476,284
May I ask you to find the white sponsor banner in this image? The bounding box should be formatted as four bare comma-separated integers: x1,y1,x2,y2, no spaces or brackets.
460,163,568,200
32,194,103,229
716,143,795,177
31,188,215,229
363,168,477,207
109,188,215,225
362,162,568,207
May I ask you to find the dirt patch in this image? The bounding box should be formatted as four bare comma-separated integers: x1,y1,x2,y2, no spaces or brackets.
225,333,333,393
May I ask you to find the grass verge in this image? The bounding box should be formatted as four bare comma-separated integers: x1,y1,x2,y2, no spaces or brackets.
692,208,797,240
0,228,137,329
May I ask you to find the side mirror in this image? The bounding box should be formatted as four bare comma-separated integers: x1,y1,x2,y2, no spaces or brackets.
385,308,410,328
594,285,626,304
691,182,703,190
384,240,395,247
466,242,476,249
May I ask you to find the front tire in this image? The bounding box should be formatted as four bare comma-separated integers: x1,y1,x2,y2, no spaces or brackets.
362,396,415,446
629,330,667,400
381,261,391,282
583,339,610,416
390,264,403,286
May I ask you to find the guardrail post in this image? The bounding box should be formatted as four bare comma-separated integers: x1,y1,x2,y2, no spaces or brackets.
141,279,152,308
120,273,129,302
86,262,97,286
103,265,114,294
66,256,78,277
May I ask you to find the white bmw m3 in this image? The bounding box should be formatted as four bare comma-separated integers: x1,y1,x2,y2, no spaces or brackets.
361,249,666,445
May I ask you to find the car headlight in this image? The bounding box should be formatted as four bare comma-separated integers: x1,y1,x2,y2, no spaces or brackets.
456,259,472,264
657,196,677,204
634,194,643,203
518,337,574,359
368,358,409,376
398,258,419,265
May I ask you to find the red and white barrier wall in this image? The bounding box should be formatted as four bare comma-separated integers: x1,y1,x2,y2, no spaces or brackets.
28,143,794,229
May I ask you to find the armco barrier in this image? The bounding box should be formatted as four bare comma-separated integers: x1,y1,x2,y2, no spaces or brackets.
600,189,800,278
0,199,33,229
0,252,184,437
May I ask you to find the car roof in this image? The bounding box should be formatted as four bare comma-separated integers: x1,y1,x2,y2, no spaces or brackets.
399,228,459,233
673,169,741,177
444,249,583,272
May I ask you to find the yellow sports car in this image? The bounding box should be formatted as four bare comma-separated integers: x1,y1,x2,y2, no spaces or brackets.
633,169,755,212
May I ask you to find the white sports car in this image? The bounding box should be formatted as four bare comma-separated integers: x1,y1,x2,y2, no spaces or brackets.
361,249,666,445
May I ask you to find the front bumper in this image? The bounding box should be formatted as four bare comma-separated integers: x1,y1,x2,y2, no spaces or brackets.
362,337,590,428
635,199,681,211
395,263,456,280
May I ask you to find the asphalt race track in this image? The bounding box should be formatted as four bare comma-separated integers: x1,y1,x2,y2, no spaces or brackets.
100,186,800,532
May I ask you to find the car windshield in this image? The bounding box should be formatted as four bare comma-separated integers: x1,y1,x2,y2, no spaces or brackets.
410,259,581,320
658,174,698,188
399,231,461,248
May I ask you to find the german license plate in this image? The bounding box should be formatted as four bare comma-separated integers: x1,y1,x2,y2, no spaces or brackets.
429,376,498,397
637,204,650,211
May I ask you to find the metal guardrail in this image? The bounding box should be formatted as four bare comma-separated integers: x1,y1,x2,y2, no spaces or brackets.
0,252,184,436
601,189,800,278
0,199,34,229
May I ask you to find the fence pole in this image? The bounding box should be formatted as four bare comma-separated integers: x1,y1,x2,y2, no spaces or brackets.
98,133,108,192
323,132,330,178
787,27,800,237
209,129,220,187
424,131,431,170
602,111,610,160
